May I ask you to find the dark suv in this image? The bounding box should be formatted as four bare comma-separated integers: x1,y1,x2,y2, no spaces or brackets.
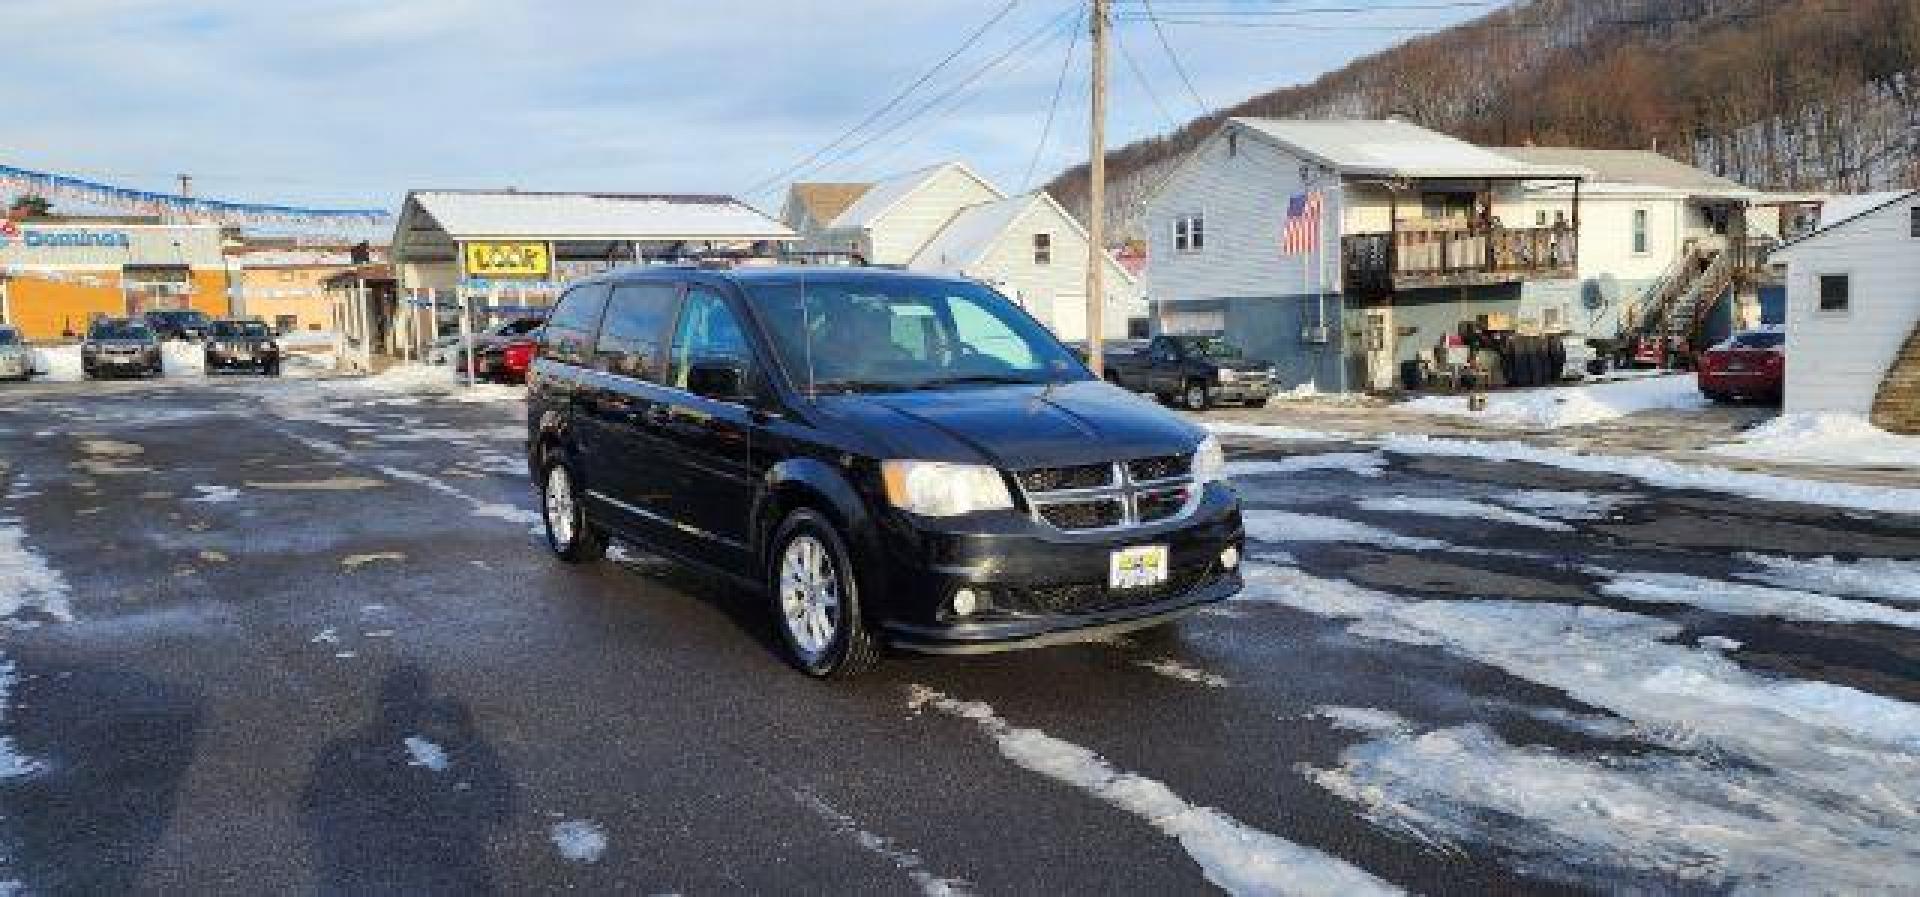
204,319,282,375
527,267,1244,678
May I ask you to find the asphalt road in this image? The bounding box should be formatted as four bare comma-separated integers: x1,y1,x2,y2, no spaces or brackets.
1,375,1916,895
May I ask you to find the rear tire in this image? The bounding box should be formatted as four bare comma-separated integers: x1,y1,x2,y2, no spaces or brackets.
768,509,880,679
540,458,607,563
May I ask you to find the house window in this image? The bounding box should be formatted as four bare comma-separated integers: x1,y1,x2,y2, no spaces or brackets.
1819,274,1850,312
1033,233,1052,265
1174,214,1204,253
1911,205,1919,238
1536,210,1548,227
1632,209,1650,254
278,271,297,283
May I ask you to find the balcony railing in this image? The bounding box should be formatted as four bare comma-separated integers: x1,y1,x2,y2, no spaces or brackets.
1344,226,1578,293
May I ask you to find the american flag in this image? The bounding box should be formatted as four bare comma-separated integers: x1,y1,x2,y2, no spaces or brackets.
1282,190,1323,256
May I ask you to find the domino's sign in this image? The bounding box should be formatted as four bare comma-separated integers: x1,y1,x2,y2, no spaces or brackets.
0,221,133,249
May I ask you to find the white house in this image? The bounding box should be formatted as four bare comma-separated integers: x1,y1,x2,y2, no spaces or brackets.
908,191,1143,341
1770,190,1920,423
1497,147,1802,344
1143,118,1587,390
783,163,1143,341
788,162,1003,265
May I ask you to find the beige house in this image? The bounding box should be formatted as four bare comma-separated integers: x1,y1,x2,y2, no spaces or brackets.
788,162,1003,265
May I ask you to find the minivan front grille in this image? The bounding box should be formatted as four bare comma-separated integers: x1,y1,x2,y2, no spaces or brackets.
1013,452,1199,533
1016,463,1114,493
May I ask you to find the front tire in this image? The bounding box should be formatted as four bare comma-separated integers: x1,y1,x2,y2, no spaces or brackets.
769,509,879,679
540,458,607,563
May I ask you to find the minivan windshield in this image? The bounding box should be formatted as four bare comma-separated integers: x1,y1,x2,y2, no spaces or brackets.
212,321,270,339
746,278,1089,393
89,323,153,341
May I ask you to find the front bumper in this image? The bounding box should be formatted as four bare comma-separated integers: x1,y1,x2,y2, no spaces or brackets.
1212,380,1274,403
868,484,1244,653
206,350,279,369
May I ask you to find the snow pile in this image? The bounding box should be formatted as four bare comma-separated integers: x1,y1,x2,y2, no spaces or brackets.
910,685,1402,896
1243,510,1450,551
1595,568,1920,630
1356,496,1573,532
1400,374,1706,429
277,330,338,348
1711,413,1920,467
160,340,204,377
29,346,82,382
1737,553,1920,604
329,364,524,404
0,520,74,622
550,819,608,863
1228,452,1387,478
1242,563,1920,891
1376,434,1920,515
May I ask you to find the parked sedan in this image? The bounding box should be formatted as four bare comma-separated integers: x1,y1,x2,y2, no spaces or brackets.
1698,328,1784,403
203,319,282,375
82,319,163,379
0,325,33,381
143,309,214,342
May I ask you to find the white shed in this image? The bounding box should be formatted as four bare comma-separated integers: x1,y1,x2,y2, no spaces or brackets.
1771,190,1920,423
908,191,1144,341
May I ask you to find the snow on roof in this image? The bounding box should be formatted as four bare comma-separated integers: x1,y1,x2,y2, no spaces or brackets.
408,190,794,240
1496,147,1756,196
1233,119,1587,180
231,250,363,268
910,193,1037,271
827,162,1002,230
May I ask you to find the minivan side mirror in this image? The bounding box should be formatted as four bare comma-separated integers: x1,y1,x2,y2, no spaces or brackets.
687,359,748,401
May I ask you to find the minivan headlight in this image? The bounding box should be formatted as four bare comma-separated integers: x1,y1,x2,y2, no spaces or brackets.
881,461,1013,517
1193,435,1227,484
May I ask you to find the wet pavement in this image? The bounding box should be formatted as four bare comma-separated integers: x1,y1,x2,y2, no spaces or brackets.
1,376,1917,894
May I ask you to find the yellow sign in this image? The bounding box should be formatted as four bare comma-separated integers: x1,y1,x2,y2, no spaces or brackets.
463,241,551,278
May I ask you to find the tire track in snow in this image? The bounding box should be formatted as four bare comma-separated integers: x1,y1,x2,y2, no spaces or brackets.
908,685,1401,896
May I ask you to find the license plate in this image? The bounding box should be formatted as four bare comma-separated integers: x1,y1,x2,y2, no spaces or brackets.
1109,545,1169,591
232,353,252,362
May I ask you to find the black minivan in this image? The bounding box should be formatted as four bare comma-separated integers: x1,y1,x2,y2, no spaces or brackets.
527,267,1244,677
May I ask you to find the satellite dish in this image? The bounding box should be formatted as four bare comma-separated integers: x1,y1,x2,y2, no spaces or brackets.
1583,275,1619,310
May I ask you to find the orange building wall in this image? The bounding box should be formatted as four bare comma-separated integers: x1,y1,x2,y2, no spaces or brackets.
6,269,232,341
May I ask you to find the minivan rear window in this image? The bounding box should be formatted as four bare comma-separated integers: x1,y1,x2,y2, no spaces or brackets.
594,283,678,381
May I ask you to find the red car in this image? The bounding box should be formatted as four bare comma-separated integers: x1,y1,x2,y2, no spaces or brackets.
1697,328,1784,403
468,336,539,384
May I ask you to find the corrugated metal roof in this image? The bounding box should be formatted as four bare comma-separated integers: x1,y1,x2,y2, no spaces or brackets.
1495,147,1756,196
408,190,794,240
1233,119,1588,179
827,162,1002,230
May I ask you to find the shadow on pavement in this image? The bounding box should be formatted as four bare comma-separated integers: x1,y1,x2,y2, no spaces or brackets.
298,664,515,895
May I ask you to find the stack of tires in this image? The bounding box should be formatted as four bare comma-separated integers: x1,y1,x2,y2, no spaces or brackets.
1498,335,1567,388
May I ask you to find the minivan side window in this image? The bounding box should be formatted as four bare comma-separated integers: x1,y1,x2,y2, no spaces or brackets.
595,283,679,381
543,285,609,366
667,287,752,393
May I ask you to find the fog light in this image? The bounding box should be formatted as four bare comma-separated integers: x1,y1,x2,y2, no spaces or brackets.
951,588,980,617
1220,546,1241,570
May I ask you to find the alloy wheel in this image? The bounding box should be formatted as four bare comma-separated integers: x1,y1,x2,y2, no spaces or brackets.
544,465,576,548
779,535,841,663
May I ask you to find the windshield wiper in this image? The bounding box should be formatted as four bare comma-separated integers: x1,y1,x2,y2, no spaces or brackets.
809,379,915,395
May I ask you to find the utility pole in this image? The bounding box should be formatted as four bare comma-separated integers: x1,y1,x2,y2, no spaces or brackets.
1085,0,1109,377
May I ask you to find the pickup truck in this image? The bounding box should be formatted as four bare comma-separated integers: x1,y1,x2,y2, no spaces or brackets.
1102,334,1277,410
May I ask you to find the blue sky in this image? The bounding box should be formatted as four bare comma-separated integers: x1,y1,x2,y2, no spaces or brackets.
0,1,1491,216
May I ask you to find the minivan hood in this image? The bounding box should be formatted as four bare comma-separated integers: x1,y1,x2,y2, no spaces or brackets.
817,381,1205,470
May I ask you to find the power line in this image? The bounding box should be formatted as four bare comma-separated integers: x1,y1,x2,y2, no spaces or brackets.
1113,22,1180,132
1139,0,1210,115
786,7,1077,188
1022,4,1086,192
739,0,1023,199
